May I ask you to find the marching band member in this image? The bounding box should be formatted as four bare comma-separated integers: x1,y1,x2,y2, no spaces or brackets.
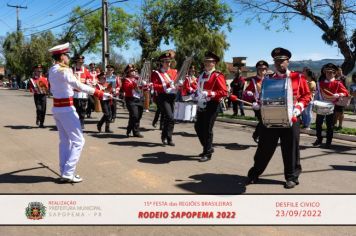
48,43,110,183
194,52,228,162
122,64,146,137
72,55,91,129
96,72,114,133
313,63,349,149
242,60,269,143
181,65,198,99
86,62,98,118
230,70,245,116
247,47,311,189
29,64,49,128
105,64,121,123
151,51,178,146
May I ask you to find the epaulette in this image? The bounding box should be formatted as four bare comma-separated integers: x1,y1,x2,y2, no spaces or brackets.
57,63,70,73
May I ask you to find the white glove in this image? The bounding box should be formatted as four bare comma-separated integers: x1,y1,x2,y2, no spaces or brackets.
246,91,254,96
252,102,260,111
201,91,208,98
166,87,176,94
293,107,301,117
333,93,340,99
141,80,147,86
103,92,112,100
177,80,184,86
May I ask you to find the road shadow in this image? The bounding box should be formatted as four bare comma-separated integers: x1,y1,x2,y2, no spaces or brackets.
213,142,255,150
175,173,249,194
92,133,128,139
138,152,199,164
331,165,356,172
109,140,163,147
4,125,38,130
0,166,57,184
301,144,356,160
173,131,197,138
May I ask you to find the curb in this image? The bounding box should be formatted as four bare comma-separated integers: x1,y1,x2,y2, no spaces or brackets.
216,117,356,142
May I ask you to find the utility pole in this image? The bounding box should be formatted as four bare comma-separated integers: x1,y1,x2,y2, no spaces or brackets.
102,0,109,70
7,4,27,32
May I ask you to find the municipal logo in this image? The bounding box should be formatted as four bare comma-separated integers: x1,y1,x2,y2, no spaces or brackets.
25,202,46,220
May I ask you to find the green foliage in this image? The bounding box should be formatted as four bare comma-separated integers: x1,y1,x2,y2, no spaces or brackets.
2,31,57,78
133,0,232,65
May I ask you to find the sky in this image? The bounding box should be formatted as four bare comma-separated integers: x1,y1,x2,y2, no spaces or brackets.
0,0,346,66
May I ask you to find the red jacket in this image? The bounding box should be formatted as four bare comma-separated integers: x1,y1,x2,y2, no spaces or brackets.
122,77,142,98
271,71,311,111
72,66,91,92
197,70,228,102
151,68,177,94
318,79,349,101
181,75,198,96
29,76,49,94
242,76,263,103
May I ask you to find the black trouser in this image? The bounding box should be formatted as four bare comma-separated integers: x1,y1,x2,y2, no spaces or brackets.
73,98,88,126
86,95,95,117
247,119,301,182
316,113,334,145
232,100,245,116
34,94,47,125
98,100,112,128
157,93,176,141
125,97,143,135
194,101,219,154
153,106,164,130
253,110,263,139
111,98,117,122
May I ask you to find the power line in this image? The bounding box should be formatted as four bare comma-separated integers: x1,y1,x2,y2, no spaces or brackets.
23,0,96,31
7,3,28,32
24,0,129,37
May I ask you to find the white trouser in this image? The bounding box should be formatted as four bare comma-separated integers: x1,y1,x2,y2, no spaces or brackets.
53,110,85,178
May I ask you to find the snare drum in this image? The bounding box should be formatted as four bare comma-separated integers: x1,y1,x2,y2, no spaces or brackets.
260,77,293,127
312,100,334,115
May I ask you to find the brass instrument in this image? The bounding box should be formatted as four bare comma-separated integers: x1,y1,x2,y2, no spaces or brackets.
175,56,193,86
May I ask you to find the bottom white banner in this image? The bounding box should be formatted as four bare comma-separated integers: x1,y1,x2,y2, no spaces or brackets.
1,195,355,225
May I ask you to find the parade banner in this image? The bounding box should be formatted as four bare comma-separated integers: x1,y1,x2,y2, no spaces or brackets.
1,195,356,225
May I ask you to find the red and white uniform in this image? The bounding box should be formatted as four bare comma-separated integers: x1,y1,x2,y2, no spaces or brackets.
197,69,228,102
181,75,198,96
272,70,311,112
88,70,98,87
151,68,178,94
317,79,349,102
29,76,49,95
73,66,91,98
122,76,142,99
242,76,263,103
96,82,110,101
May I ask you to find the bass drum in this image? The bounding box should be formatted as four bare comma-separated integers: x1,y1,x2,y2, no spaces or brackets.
260,77,293,127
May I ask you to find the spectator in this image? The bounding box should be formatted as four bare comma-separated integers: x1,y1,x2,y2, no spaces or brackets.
230,70,245,116
301,68,316,129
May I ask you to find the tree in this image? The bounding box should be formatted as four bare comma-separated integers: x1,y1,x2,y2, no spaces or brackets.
235,0,356,75
60,6,133,58
0,36,5,65
133,0,232,69
2,31,57,79
2,32,25,77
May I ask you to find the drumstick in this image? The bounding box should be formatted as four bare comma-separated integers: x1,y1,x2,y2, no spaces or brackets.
323,88,334,96
235,98,253,106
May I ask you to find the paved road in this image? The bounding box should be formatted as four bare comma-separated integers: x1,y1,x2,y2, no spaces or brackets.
1,88,355,235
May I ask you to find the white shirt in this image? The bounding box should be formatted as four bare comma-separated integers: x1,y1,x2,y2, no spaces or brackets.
49,63,95,113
